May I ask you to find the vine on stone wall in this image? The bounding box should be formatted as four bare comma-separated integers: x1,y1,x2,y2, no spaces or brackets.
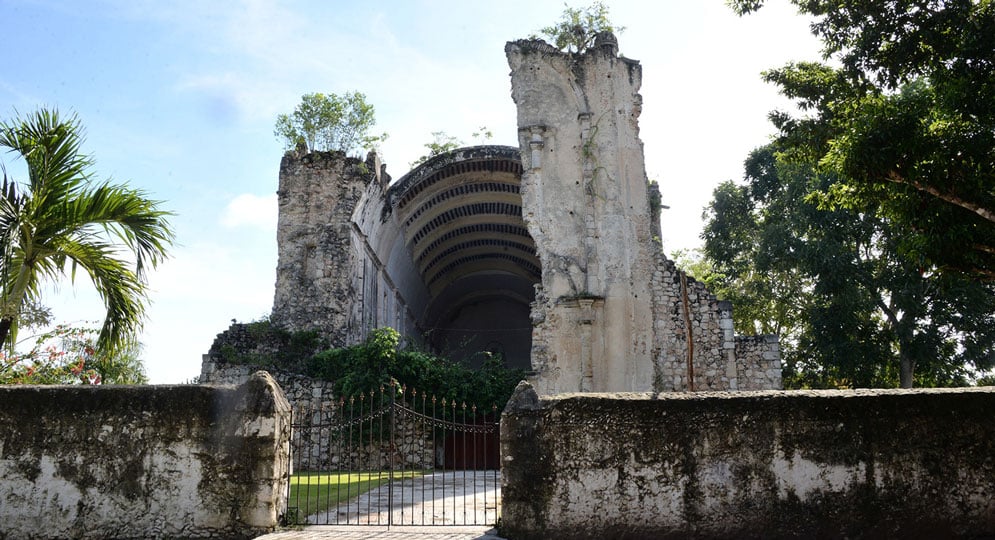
306,328,526,412
213,323,526,413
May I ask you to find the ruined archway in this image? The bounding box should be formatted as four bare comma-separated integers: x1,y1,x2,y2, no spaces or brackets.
385,146,537,370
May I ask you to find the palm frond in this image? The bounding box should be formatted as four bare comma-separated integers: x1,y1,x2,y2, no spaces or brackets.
58,238,146,354
0,107,174,353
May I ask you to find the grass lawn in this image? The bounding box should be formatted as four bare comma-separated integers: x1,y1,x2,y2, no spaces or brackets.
286,470,425,522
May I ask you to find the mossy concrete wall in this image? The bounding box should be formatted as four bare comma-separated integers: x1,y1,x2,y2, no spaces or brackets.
500,382,995,539
0,371,291,540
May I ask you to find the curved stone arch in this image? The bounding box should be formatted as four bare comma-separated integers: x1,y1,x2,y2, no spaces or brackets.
382,145,538,369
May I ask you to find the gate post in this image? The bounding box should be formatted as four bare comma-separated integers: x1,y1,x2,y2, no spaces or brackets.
388,380,396,526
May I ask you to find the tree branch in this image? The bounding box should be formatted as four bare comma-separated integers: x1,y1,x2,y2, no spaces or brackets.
886,171,995,224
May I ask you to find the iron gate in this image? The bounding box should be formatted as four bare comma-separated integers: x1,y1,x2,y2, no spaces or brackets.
285,382,501,526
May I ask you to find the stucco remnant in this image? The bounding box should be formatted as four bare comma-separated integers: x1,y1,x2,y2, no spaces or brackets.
0,372,291,540
500,382,995,539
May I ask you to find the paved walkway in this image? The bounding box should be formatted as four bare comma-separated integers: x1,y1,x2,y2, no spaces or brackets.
256,471,504,539
255,525,504,539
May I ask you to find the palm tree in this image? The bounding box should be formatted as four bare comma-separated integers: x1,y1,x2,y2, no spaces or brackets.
0,108,173,355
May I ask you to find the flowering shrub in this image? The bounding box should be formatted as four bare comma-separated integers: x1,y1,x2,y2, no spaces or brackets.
1,325,106,385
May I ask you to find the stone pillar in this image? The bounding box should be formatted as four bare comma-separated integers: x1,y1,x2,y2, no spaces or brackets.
507,34,656,393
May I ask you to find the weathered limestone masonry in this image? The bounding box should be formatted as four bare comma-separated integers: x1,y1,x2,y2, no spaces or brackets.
271,149,405,347
506,34,779,393
202,360,433,471
500,382,995,539
0,372,290,540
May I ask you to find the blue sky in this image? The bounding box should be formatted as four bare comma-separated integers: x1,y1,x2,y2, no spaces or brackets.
1,0,821,383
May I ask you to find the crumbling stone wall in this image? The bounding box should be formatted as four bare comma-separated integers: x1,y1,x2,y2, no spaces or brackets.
653,258,781,391
507,34,779,393
201,360,434,471
0,372,291,540
507,35,658,394
500,382,995,539
273,149,381,346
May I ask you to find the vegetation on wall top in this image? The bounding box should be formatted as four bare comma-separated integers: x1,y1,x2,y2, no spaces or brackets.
306,327,526,411
274,91,387,155
533,2,624,54
216,323,526,411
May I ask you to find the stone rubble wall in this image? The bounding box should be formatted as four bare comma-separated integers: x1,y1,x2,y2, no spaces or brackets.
0,372,291,540
500,382,995,539
201,360,435,471
734,334,782,390
271,149,368,346
652,256,781,391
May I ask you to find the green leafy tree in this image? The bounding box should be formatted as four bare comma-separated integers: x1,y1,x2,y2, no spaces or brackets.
703,146,995,388
274,91,386,154
535,2,624,53
0,109,174,355
729,0,995,280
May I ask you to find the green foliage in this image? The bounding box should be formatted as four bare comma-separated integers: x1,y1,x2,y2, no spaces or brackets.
702,145,995,389
216,318,327,373
536,2,623,54
16,301,52,331
410,132,462,168
0,108,174,356
307,327,526,410
669,249,726,294
274,92,387,154
731,0,995,280
408,127,492,168
0,324,148,384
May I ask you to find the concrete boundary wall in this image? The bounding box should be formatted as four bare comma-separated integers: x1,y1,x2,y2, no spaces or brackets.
500,383,995,539
0,371,291,540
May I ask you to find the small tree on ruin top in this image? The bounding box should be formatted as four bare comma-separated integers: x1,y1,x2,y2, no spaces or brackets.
274,91,386,155
535,2,624,53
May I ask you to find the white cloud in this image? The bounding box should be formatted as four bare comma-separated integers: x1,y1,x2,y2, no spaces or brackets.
220,193,277,230
141,240,276,383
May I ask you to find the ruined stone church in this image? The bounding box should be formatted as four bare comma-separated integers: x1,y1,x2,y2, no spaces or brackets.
266,33,780,394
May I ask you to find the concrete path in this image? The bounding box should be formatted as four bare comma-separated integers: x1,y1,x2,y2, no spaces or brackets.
255,525,504,539
256,471,504,539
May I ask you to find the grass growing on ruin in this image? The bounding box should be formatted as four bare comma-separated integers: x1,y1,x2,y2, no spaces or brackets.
286,470,425,522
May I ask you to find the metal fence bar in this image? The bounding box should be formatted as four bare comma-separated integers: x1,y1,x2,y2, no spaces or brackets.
285,383,501,527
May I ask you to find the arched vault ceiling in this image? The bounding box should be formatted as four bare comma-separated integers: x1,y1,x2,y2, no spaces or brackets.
387,145,539,303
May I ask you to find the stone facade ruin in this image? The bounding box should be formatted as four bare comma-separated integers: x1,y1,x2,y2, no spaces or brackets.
260,32,781,395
